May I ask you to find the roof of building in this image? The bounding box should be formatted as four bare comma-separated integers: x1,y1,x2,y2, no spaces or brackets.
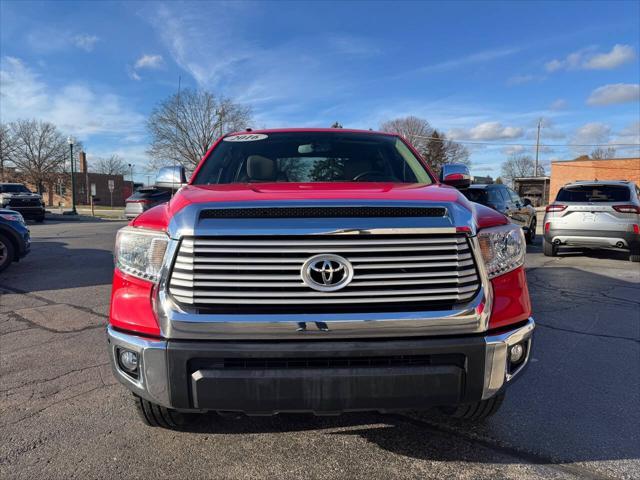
551,157,639,164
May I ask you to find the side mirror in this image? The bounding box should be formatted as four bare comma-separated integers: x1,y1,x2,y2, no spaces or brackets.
523,198,532,207
155,166,187,190
440,164,471,189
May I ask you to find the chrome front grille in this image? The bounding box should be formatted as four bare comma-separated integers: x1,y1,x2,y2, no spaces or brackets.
168,234,481,313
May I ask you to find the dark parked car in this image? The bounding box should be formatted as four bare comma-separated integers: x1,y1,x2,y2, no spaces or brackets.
0,183,45,222
463,184,537,243
0,209,31,272
124,187,172,219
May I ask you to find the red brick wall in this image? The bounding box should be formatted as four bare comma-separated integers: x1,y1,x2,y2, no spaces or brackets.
549,158,640,203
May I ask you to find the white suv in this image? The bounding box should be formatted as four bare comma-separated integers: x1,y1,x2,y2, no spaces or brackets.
543,181,640,262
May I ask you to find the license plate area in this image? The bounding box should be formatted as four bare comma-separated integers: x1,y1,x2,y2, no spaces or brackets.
190,365,464,413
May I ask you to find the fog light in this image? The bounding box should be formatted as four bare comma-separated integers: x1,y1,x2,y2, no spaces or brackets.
509,343,525,364
118,349,139,373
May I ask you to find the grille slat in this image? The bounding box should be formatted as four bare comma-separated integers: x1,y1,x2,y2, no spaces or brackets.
168,234,481,313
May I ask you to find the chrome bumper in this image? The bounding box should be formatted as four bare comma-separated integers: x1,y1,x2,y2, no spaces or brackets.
107,318,535,410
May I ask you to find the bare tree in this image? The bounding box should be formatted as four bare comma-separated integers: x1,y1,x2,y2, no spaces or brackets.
590,146,616,160
500,153,545,185
0,123,17,182
147,89,252,170
380,117,470,174
422,129,470,174
9,120,68,192
380,116,433,153
93,154,128,175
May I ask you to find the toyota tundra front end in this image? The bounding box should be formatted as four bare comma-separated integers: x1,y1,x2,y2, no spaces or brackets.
107,129,534,427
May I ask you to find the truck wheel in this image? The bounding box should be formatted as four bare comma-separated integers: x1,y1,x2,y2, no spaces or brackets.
543,238,557,257
133,395,187,429
525,219,536,244
0,234,15,272
630,246,640,263
440,392,505,420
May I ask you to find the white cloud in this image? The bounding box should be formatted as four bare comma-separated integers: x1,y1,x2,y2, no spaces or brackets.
545,44,635,72
134,54,164,70
506,74,542,86
419,47,521,73
572,122,611,146
587,83,640,106
549,99,568,110
0,56,145,137
73,34,99,52
26,29,99,53
584,44,636,69
462,122,524,141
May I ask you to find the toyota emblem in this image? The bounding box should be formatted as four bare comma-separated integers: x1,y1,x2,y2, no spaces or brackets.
301,254,354,292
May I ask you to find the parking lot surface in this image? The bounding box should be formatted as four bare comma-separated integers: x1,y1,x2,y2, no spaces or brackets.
1,220,638,479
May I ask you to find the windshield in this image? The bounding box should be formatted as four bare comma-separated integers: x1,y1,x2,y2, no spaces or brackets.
192,132,433,185
556,184,631,202
0,184,31,193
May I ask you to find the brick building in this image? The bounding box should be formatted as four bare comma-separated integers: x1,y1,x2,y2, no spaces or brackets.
549,157,640,203
3,152,134,207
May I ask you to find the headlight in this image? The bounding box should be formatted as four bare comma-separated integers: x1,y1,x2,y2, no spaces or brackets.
0,212,25,224
115,227,169,283
477,224,526,279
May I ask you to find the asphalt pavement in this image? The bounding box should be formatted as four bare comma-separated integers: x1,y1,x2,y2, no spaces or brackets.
1,219,638,479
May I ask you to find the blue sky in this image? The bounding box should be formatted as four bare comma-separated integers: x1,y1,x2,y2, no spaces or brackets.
1,0,639,182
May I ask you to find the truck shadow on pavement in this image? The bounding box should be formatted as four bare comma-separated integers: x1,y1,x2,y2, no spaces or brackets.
154,264,639,468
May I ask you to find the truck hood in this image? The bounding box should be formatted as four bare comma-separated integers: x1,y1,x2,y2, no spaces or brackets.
133,182,508,234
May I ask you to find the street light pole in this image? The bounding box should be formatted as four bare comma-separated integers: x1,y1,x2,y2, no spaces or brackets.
67,136,77,215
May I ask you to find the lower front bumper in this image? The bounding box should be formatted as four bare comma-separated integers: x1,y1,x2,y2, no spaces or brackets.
9,206,45,219
545,228,639,249
107,318,534,413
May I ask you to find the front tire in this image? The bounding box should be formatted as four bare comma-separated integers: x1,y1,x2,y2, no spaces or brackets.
440,392,505,420
133,395,189,429
0,234,15,272
543,238,557,257
525,218,536,244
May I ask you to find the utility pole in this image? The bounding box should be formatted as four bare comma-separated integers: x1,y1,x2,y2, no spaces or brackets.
67,136,77,215
534,119,542,177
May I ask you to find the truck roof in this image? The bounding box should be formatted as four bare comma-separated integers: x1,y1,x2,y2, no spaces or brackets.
225,128,398,137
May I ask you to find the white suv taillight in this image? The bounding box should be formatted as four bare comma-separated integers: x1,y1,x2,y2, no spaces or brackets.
545,204,567,212
612,205,640,214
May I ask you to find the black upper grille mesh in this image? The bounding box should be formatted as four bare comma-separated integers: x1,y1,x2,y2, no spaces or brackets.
200,206,447,219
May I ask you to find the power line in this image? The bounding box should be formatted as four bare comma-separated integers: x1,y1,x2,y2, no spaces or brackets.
407,133,640,148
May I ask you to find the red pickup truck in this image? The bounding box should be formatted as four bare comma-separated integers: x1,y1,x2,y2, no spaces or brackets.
108,129,534,428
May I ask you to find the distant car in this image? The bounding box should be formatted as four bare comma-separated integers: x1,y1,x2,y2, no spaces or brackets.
124,187,172,219
462,184,537,243
543,180,640,262
0,209,31,272
0,183,46,222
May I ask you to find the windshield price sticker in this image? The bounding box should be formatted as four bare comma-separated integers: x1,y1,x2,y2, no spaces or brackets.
223,134,268,142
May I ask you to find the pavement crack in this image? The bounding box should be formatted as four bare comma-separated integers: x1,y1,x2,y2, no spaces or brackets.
0,361,110,394
536,322,639,343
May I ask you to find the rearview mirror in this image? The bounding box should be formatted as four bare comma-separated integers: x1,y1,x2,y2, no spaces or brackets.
155,166,187,190
440,164,471,189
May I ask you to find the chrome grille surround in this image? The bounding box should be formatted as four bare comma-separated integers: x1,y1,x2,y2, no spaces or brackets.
168,234,480,310
154,201,493,340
